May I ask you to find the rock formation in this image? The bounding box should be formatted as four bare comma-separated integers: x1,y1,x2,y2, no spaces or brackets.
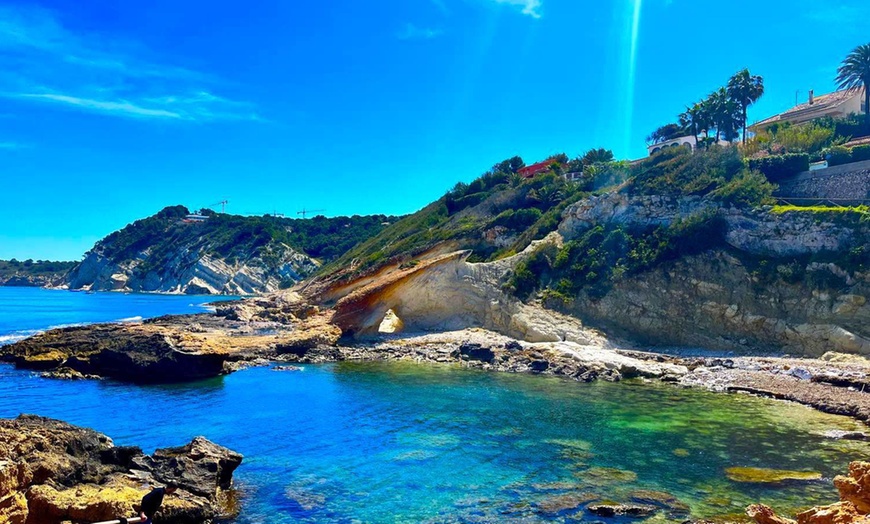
0,297,341,383
748,461,870,524
66,246,318,295
561,250,869,357
0,415,242,524
553,194,870,357
325,245,608,345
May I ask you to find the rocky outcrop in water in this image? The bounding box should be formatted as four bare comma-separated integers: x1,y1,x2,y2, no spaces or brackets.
0,296,342,383
748,461,870,524
0,323,230,383
0,414,242,524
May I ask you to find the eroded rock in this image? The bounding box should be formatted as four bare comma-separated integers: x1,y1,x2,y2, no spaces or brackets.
0,415,242,524
747,462,870,524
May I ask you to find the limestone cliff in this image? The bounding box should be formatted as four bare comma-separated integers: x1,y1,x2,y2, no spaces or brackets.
553,193,869,356
63,206,322,295
310,190,868,358
67,246,318,295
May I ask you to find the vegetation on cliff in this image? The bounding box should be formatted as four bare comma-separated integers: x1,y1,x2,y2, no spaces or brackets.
509,210,727,301
66,205,399,293
322,151,629,277
0,259,76,283
96,205,396,268
323,144,781,292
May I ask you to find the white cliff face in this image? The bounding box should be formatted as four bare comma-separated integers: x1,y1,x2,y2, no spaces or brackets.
66,242,320,295
332,243,611,348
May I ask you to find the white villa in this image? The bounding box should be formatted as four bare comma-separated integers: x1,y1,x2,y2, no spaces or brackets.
749,87,867,134
647,135,698,156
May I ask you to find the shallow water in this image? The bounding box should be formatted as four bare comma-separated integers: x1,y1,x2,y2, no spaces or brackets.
1,288,868,523
1,361,868,523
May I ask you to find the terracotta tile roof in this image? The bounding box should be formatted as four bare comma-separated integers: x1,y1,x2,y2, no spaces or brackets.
751,88,864,129
518,158,559,178
844,136,870,148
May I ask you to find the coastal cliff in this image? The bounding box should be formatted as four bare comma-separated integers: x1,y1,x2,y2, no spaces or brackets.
0,260,75,288
64,206,320,295
547,193,869,356
60,206,396,295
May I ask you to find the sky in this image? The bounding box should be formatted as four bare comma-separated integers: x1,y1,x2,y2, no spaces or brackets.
1,0,868,260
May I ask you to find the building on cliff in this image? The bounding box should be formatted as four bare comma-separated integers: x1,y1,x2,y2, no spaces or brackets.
749,87,867,135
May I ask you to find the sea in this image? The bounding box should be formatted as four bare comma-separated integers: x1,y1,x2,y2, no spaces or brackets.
1,286,867,523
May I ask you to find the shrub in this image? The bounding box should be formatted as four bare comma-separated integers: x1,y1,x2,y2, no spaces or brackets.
852,144,870,162
491,207,543,231
825,146,852,167
631,146,743,196
507,245,555,299
709,169,776,207
446,192,488,214
748,153,809,181
773,123,835,154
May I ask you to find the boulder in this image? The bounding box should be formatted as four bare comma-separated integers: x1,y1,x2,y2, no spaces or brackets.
458,342,495,363
132,437,243,498
0,415,242,524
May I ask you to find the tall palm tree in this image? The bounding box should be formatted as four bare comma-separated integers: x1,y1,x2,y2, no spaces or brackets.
835,43,870,129
680,102,707,147
709,88,742,143
727,69,765,144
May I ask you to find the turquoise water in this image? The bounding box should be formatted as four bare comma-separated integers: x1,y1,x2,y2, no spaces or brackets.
0,286,235,345
1,288,869,523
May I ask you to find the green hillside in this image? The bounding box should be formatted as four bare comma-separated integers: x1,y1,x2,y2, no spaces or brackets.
96,205,398,270
321,146,775,279
0,259,77,282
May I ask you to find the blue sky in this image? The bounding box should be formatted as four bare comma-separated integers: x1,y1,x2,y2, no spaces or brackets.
1,0,868,260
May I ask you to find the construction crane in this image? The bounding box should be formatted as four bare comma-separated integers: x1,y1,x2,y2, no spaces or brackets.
297,208,325,219
209,200,229,213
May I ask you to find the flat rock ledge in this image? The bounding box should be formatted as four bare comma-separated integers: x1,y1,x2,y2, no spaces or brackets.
283,329,688,382
0,415,242,524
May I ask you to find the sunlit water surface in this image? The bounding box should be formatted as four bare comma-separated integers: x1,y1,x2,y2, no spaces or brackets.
1,288,868,523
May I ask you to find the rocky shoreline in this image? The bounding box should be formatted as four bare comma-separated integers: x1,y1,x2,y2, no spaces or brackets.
2,288,870,523
0,414,242,524
3,294,870,426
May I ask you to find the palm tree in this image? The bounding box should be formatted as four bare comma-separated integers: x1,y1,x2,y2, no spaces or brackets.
679,102,706,147
707,88,741,143
727,69,765,144
835,43,870,129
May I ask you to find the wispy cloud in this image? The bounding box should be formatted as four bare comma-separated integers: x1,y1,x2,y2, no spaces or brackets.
0,141,30,150
491,0,542,18
0,5,260,122
397,23,444,40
